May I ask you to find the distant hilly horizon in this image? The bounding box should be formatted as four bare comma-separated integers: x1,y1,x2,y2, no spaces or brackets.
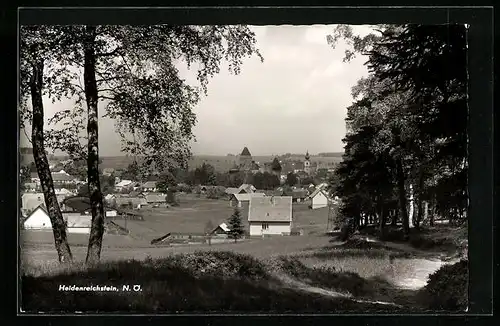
19,147,344,159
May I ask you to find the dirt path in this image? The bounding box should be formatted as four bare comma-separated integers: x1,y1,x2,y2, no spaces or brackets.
272,271,403,308
361,236,461,290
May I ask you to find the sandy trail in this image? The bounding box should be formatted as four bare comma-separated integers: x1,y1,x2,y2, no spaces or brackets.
273,272,403,308
361,236,460,290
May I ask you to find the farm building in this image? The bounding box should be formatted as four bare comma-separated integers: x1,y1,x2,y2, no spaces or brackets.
210,222,230,236
145,194,167,207
229,192,265,208
237,184,256,194
248,196,293,236
63,213,92,234
115,179,133,192
307,188,330,209
141,181,157,192
114,196,148,209
23,205,52,230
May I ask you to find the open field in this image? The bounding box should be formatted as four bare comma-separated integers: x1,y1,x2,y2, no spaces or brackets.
21,196,333,267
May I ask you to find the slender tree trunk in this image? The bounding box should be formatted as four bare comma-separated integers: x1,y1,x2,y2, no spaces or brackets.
396,158,410,238
391,208,397,226
409,184,415,228
379,203,386,240
429,203,435,227
423,201,429,225
415,171,425,230
83,26,105,264
30,59,73,263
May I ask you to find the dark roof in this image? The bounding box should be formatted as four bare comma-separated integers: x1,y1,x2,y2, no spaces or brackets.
240,147,252,156
248,196,292,222
62,196,91,213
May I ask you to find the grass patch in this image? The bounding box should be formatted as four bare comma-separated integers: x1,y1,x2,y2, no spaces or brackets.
21,251,413,313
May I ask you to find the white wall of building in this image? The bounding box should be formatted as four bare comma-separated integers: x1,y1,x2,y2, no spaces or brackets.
67,227,91,234
249,221,291,236
23,208,52,230
312,191,329,209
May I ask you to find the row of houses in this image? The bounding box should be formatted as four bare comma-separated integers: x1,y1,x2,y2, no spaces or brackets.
226,183,330,208
22,204,119,234
104,193,168,209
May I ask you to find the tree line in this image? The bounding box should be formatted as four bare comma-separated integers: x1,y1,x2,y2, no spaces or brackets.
328,24,468,239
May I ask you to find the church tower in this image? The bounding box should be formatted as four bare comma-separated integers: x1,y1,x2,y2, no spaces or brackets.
304,150,311,174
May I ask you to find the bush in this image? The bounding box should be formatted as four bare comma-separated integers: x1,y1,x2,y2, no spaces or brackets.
147,251,270,280
423,259,468,311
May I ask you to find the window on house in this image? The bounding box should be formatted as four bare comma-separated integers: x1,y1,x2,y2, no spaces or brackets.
262,223,269,230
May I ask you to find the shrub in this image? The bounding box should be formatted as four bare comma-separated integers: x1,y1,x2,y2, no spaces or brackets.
154,251,271,280
423,259,468,311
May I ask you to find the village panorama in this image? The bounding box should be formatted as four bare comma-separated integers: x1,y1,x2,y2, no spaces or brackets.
20,23,469,314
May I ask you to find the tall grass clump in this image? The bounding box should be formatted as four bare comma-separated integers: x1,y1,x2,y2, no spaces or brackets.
422,259,468,312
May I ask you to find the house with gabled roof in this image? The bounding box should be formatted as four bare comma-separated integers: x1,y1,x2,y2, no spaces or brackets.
141,181,157,192
237,183,256,194
224,187,240,196
145,194,167,207
210,222,231,237
23,204,52,230
229,192,266,222
307,187,331,209
248,196,293,236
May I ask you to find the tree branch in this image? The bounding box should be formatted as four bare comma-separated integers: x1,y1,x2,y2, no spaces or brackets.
96,46,123,57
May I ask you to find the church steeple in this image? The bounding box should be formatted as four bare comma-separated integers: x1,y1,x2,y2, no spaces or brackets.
304,150,311,175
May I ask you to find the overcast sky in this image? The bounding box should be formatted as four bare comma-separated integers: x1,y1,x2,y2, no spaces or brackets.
20,25,373,156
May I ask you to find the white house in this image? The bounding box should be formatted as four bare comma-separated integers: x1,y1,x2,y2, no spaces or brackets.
23,205,52,230
115,179,133,192
141,181,157,192
52,170,79,186
248,196,293,236
307,188,330,209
